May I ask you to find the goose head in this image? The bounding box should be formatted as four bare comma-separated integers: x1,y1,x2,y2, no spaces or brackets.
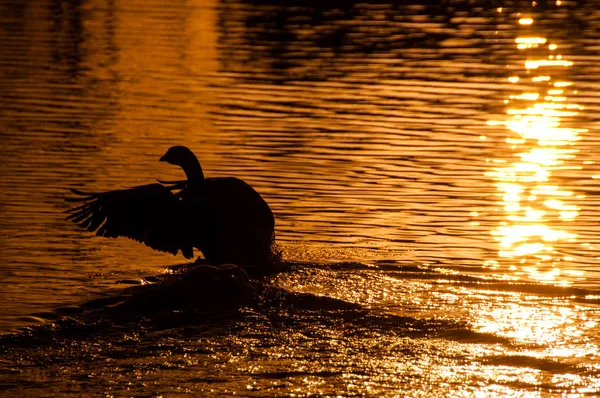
160,146,204,181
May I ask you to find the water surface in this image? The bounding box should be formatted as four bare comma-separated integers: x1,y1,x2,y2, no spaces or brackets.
1,0,600,395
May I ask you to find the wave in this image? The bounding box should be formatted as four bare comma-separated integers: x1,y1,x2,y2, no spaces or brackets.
2,260,584,345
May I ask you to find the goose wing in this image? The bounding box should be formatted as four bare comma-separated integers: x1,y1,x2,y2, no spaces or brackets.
65,184,194,258
203,177,275,229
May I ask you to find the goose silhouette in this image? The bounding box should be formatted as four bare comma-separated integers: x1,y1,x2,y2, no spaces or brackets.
66,146,276,274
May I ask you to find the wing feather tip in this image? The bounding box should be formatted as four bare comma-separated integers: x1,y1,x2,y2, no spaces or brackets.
65,188,99,203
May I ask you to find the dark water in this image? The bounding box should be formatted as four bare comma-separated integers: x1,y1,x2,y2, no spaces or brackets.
2,0,600,395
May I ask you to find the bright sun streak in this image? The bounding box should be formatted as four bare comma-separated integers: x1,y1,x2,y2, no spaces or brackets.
484,27,587,284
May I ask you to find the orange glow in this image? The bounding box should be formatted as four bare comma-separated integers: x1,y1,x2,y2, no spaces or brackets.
532,75,550,82
554,81,571,87
475,298,598,347
516,37,546,50
485,32,587,284
525,59,573,69
515,37,546,44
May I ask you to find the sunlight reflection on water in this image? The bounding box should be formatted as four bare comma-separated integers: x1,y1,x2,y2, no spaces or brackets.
485,14,588,286
1,0,600,396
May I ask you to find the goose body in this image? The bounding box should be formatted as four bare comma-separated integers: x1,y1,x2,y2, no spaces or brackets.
66,146,276,273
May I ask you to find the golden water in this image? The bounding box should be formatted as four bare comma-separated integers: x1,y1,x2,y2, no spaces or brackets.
1,0,600,395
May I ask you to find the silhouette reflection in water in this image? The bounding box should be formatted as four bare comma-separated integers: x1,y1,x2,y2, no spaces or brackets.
66,145,277,275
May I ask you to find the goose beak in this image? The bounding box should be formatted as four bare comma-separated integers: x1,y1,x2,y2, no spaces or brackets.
159,154,167,162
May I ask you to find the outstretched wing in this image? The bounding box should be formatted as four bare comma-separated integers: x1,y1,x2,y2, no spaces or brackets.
65,184,194,258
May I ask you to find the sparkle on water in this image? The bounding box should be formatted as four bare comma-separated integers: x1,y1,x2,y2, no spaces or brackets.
486,18,589,286
1,1,600,396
